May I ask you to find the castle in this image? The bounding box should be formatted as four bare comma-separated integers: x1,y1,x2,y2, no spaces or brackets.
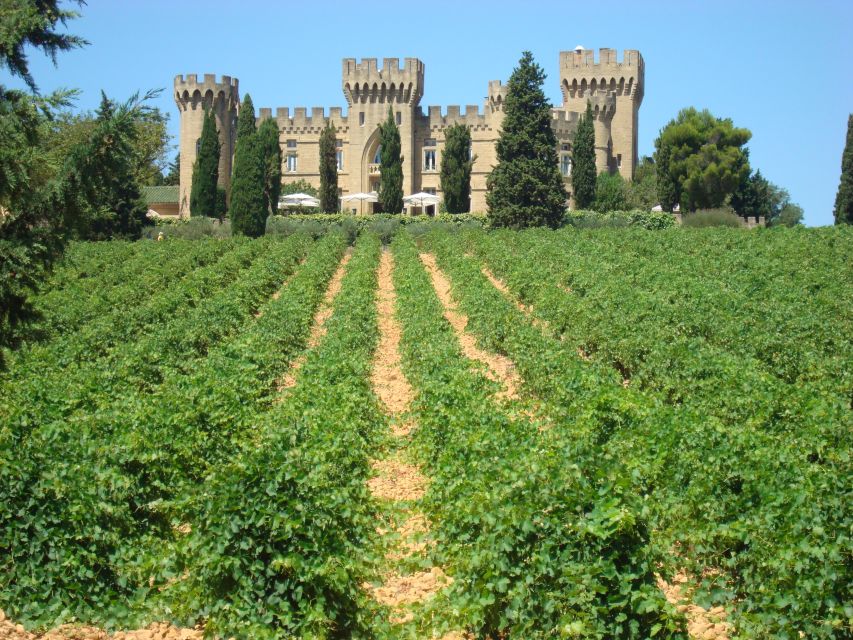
173,48,644,216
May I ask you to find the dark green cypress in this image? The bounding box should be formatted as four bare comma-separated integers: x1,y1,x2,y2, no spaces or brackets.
834,114,853,225
230,96,266,237
571,101,596,210
378,107,403,214
258,117,282,217
486,51,566,229
190,109,220,217
319,122,338,213
440,122,475,213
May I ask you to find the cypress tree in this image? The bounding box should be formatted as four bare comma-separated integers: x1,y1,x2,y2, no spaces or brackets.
440,122,475,213
834,114,853,225
230,96,266,237
571,101,596,209
237,93,256,140
378,107,403,214
319,122,338,212
190,109,220,217
258,117,282,216
486,51,566,228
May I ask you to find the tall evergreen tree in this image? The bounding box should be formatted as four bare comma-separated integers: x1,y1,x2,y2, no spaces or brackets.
319,122,338,212
378,107,403,214
834,114,853,225
190,109,220,217
440,123,475,213
230,95,266,236
258,117,281,216
571,102,596,209
486,51,566,228
237,93,256,140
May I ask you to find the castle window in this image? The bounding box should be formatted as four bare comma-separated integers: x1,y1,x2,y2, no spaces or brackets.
617,153,622,169
424,188,436,195
336,150,343,171
373,145,382,164
287,139,297,148
424,138,436,147
196,138,201,154
561,143,570,152
359,112,365,126
424,149,436,171
396,112,402,125
335,139,343,148
561,155,572,177
287,154,298,172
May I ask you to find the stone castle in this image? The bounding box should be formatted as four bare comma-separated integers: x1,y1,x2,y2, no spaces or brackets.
173,47,644,216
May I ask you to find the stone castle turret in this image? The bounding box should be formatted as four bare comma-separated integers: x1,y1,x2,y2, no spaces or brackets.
173,74,239,217
560,48,644,179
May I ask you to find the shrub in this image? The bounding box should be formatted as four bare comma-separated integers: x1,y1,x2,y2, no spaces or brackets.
143,217,231,240
681,208,744,228
564,209,676,230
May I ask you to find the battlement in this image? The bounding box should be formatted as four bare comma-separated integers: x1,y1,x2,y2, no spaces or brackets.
174,74,239,111
426,104,487,128
266,105,349,131
342,57,424,106
550,109,581,135
560,48,643,72
487,80,507,113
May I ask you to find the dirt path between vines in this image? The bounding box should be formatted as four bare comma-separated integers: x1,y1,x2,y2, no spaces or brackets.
419,253,521,401
480,264,729,639
278,249,352,390
0,611,201,640
366,249,457,634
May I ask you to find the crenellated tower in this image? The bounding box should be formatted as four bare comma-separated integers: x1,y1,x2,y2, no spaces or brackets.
560,48,644,179
341,58,424,196
174,74,239,217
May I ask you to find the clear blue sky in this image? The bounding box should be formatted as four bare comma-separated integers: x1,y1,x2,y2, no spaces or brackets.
7,0,852,226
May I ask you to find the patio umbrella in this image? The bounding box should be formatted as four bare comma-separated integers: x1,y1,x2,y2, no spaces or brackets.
403,192,441,208
279,193,320,208
340,191,378,214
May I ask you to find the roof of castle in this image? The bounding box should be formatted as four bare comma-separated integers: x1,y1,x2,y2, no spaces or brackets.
142,185,179,204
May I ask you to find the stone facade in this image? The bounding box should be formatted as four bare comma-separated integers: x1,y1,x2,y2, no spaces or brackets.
174,48,643,217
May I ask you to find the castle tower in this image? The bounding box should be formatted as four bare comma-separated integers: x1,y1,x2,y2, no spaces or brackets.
174,74,240,217
341,58,424,203
560,48,644,179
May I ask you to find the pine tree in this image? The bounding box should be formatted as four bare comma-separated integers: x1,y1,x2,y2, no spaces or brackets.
190,109,220,217
230,96,266,236
571,102,596,209
258,117,281,216
237,93,256,140
440,123,475,213
378,107,403,214
319,122,338,212
834,114,853,225
486,51,566,228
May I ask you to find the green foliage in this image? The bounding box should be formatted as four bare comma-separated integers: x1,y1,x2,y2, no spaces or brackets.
440,122,475,213
732,169,804,227
487,51,567,229
681,208,744,228
833,114,853,225
777,202,804,226
144,216,231,240
280,178,318,197
319,122,339,213
565,209,676,230
571,101,597,209
626,156,658,211
230,97,266,237
654,107,751,211
592,171,628,212
257,117,282,217
236,93,256,140
378,107,403,214
189,109,220,217
162,152,179,186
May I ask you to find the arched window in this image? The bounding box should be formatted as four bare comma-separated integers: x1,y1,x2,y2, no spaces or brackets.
373,145,382,164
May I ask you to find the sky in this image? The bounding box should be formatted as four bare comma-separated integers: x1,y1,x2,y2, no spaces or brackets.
6,0,852,226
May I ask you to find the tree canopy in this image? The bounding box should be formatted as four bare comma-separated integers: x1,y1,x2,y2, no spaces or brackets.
440,123,475,214
258,117,282,217
592,171,628,213
834,114,853,225
571,102,596,209
319,123,338,213
486,51,566,228
189,109,220,217
230,96,266,236
378,107,403,214
654,107,751,212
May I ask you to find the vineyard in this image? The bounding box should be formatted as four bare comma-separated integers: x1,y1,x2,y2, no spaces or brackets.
0,227,851,639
